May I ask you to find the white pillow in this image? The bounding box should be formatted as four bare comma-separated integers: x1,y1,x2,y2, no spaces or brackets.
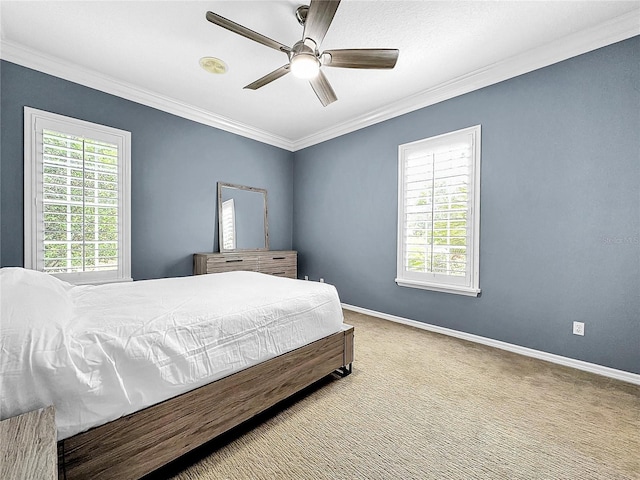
0,268,74,327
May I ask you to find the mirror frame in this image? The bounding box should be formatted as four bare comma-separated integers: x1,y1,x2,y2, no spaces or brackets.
217,182,269,252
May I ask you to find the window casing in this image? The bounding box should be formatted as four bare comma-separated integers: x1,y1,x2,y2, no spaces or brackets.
396,125,481,296
24,107,131,284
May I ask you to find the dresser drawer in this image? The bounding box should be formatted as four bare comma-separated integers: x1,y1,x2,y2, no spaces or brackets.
259,254,296,271
206,255,258,273
259,265,297,277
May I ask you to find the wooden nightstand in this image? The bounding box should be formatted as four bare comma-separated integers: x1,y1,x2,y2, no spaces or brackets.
0,406,56,479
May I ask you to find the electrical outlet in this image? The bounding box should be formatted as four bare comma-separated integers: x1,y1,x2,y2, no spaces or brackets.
572,321,585,336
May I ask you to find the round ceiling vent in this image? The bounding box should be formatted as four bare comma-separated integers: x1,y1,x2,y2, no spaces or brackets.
199,57,228,74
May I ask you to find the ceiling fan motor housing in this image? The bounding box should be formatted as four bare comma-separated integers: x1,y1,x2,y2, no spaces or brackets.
290,39,320,78
295,5,309,26
291,38,318,59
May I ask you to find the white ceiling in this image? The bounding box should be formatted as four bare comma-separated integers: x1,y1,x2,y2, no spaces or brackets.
1,1,639,150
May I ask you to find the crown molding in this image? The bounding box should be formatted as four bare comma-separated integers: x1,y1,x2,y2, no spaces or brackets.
0,40,296,151
1,10,638,152
293,11,640,151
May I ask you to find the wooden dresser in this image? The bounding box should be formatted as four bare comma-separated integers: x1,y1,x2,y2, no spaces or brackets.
194,250,297,279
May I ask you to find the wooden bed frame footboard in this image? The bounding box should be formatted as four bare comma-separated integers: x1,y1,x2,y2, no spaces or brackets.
57,325,354,480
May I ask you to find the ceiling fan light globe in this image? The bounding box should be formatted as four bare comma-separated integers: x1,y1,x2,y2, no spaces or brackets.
291,54,320,79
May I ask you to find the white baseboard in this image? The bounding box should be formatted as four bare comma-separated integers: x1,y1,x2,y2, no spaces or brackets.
342,303,640,386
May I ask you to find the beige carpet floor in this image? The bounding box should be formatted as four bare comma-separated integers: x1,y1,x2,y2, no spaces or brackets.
148,310,640,480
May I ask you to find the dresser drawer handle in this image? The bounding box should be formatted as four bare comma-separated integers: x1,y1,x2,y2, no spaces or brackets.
272,272,286,275
225,259,243,263
272,257,286,260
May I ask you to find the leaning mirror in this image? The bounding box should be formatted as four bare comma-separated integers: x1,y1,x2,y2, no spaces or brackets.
218,182,269,252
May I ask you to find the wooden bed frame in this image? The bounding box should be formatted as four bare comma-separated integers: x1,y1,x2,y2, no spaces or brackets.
57,325,354,479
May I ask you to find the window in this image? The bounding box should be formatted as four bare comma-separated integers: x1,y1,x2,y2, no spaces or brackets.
396,125,481,296
24,107,131,284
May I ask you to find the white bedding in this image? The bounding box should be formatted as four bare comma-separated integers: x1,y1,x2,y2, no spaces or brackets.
0,268,343,440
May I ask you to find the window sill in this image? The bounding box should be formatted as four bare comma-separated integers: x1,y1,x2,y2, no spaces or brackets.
52,274,133,286
395,278,481,297
79,277,133,285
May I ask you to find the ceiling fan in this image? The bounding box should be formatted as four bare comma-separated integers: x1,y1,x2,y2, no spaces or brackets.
205,0,399,106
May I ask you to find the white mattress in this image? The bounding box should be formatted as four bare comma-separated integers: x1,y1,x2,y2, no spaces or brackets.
0,268,344,440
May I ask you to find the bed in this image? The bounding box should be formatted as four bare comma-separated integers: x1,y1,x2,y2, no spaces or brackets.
0,267,354,479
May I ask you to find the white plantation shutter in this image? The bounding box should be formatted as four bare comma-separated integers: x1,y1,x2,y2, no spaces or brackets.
397,126,481,296
42,131,120,273
25,108,131,284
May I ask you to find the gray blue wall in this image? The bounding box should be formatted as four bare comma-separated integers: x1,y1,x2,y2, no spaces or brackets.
0,61,293,279
293,37,640,374
1,37,638,375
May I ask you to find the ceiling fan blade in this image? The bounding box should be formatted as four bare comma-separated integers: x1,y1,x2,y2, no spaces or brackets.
244,65,291,90
206,11,291,54
309,70,337,107
323,49,399,69
303,0,341,47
